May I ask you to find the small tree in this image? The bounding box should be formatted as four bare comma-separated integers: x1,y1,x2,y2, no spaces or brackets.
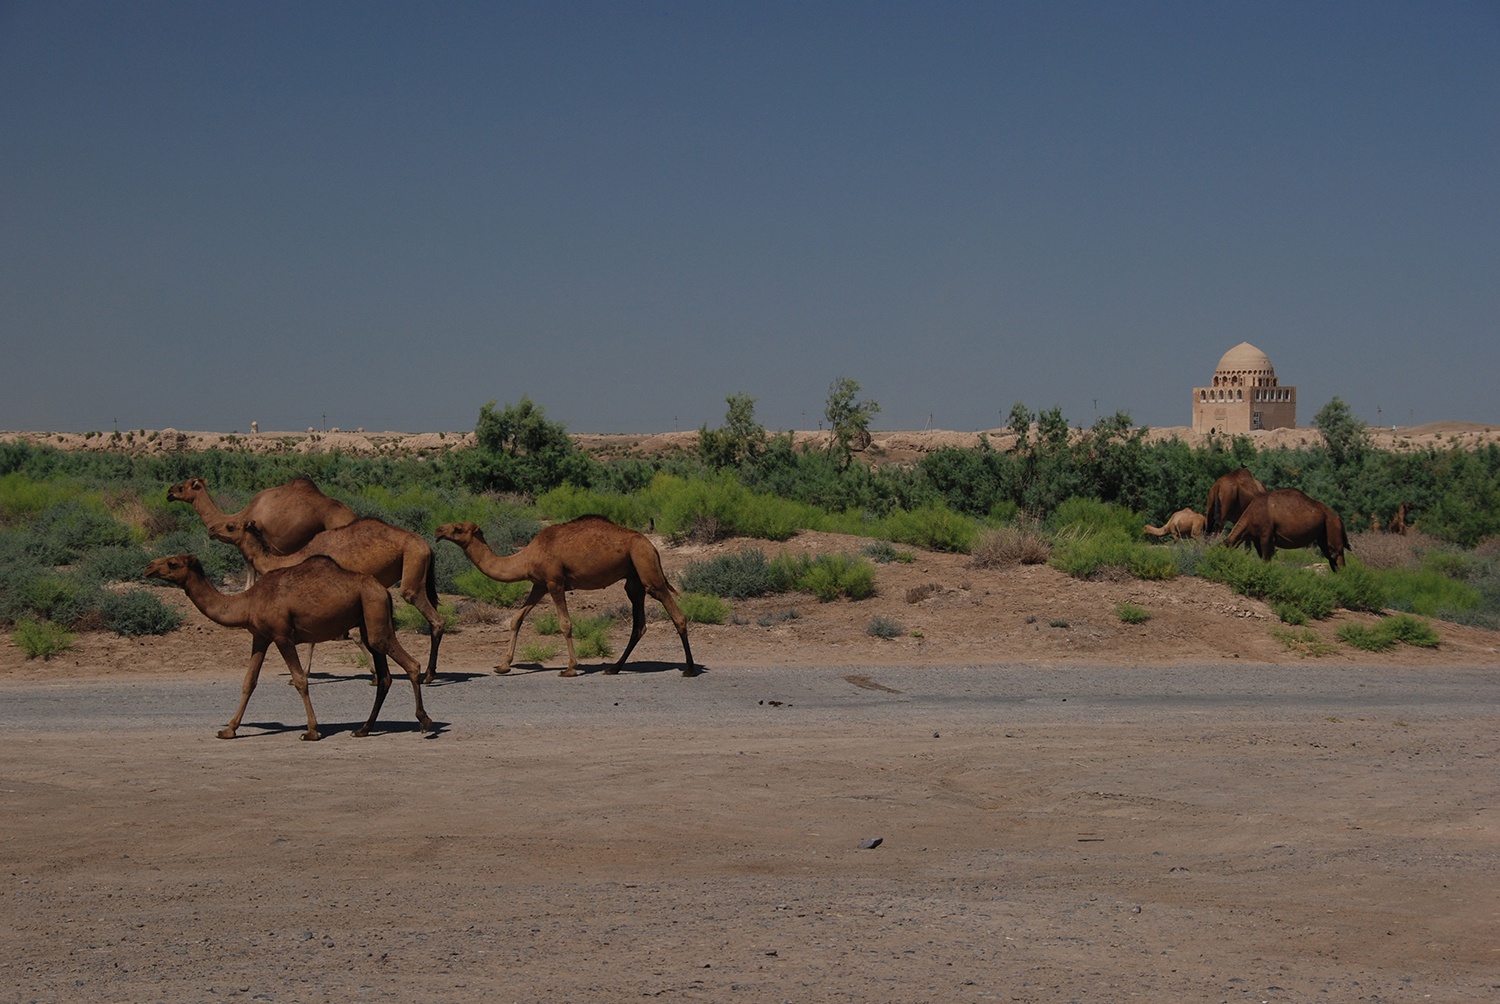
1314,397,1370,470
824,376,880,468
455,397,596,494
698,393,766,469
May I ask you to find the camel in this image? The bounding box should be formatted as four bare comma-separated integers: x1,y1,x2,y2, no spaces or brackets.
143,554,432,741
435,516,698,678
1205,467,1268,534
1387,502,1413,535
166,476,358,556
211,517,446,684
1143,508,1208,541
1222,488,1350,573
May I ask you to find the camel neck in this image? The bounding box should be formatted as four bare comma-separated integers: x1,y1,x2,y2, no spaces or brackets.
179,572,250,630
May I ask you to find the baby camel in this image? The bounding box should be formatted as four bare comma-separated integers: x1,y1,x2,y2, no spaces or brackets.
1143,508,1208,541
167,476,357,557
436,516,697,678
144,554,432,741
211,518,446,684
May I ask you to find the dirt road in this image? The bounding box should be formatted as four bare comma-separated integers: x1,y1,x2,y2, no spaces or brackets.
3,662,1498,1003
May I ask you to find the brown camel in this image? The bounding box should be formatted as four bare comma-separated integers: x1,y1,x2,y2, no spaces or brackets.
1387,502,1413,535
435,516,697,678
1222,488,1350,573
1143,508,1208,541
143,554,432,741
1205,467,1268,534
166,476,357,556
211,517,446,684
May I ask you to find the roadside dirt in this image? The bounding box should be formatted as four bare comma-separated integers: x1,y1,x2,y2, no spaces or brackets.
3,529,1499,1001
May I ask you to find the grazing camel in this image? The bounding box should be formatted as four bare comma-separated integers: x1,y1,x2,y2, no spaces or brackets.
1223,488,1350,573
435,516,698,678
167,476,357,556
212,517,446,684
1143,508,1208,541
1205,467,1268,534
1387,502,1413,535
143,554,432,741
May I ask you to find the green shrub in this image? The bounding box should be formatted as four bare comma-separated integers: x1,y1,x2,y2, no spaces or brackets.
1375,567,1481,619
518,641,559,664
536,484,651,529
1196,546,1337,621
100,589,182,636
866,615,904,638
866,504,979,553
79,545,151,584
535,610,561,635
1271,625,1337,657
1338,614,1440,652
1327,561,1387,614
649,473,812,542
453,567,530,607
679,549,797,599
678,592,729,624
18,574,104,627
1115,602,1150,624
862,540,914,564
795,553,877,601
12,618,76,660
570,613,615,659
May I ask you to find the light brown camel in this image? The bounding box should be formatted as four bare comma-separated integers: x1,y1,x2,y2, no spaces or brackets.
435,516,698,678
1387,502,1413,535
1223,488,1350,573
1205,467,1268,534
1143,508,1208,541
167,476,357,556
211,517,446,684
143,554,432,741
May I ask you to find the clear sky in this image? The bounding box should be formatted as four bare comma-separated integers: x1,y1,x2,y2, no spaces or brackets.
2,1,1496,435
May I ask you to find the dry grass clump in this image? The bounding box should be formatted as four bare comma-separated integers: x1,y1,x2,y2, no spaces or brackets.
1348,529,1444,571
905,582,941,604
969,523,1051,569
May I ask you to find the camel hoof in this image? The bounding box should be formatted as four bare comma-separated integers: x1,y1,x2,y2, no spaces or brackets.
419,717,433,732
603,666,621,676
352,728,370,738
216,728,236,740
300,731,322,742
559,668,580,677
682,667,701,677
493,666,512,675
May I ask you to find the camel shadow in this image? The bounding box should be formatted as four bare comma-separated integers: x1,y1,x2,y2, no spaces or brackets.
234,719,448,740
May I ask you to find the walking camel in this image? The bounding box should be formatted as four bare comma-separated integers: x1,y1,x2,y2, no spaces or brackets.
144,554,433,741
1387,502,1413,535
435,516,698,678
1205,467,1268,534
1223,488,1350,573
212,517,446,684
1143,508,1208,541
167,476,357,557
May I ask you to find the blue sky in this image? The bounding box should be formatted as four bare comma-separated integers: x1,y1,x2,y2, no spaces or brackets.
2,1,1496,435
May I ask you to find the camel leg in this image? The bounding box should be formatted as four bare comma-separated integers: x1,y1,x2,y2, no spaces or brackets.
220,638,271,740
354,652,393,738
386,635,433,733
399,590,444,685
552,589,580,677
274,640,321,741
654,590,698,677
500,584,547,673
607,576,648,674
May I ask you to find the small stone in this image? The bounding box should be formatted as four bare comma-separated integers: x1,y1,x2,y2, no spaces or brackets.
857,837,883,850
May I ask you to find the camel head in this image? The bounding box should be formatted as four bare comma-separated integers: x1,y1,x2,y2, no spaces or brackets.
435,522,485,547
166,477,208,503
210,519,269,548
144,553,204,584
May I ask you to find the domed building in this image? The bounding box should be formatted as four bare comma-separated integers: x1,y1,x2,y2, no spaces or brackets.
1192,342,1296,434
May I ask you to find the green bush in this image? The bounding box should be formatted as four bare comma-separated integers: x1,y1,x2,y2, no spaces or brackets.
678,592,729,625
1195,547,1337,621
79,545,151,584
1338,614,1440,652
535,610,561,635
794,553,877,602
861,540,914,564
18,574,104,628
453,567,531,607
680,549,795,599
536,484,651,529
570,613,616,659
518,641,559,664
866,503,979,553
1327,561,1387,614
12,618,76,660
1375,566,1481,619
650,473,813,543
1115,602,1150,624
100,589,183,636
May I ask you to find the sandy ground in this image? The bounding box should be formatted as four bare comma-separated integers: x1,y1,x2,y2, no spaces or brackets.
3,528,1500,1002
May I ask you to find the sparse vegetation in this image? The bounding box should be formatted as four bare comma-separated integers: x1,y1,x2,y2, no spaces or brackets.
1116,602,1150,624
518,641,560,664
12,618,75,660
970,523,1051,568
1271,626,1338,657
678,592,729,625
866,615,904,639
1337,614,1440,652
